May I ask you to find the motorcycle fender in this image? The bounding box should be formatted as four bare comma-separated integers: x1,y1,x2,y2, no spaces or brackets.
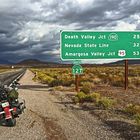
4,107,12,119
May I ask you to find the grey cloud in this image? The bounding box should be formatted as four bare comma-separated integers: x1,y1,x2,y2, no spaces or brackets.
0,0,140,63
136,23,140,29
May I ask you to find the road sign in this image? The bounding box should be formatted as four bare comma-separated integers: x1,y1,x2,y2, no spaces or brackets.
72,64,83,75
60,31,140,60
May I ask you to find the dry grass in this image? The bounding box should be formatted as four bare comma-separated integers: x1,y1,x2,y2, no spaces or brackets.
31,65,140,89
30,66,140,128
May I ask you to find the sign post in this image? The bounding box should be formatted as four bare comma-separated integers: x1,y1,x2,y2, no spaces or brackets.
75,75,79,92
72,64,83,92
125,60,128,90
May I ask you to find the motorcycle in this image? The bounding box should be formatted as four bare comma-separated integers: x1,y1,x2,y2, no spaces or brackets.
0,81,25,127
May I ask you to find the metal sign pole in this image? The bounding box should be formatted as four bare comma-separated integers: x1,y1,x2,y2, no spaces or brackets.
75,75,79,92
125,60,128,90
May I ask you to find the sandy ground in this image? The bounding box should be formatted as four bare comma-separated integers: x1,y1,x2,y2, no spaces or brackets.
0,70,125,140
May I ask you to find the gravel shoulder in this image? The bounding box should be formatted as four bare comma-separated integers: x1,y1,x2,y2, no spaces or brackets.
0,70,125,140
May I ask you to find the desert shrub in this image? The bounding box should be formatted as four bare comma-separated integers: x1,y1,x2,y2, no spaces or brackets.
31,66,140,88
83,95,92,102
111,76,124,87
54,86,64,91
80,82,92,94
32,76,37,81
97,97,116,109
133,78,140,87
82,92,101,102
35,71,54,84
59,74,74,87
62,80,74,86
125,104,140,128
80,87,90,94
75,92,93,103
128,77,134,88
42,75,54,84
72,96,80,104
134,114,140,127
129,68,140,77
92,77,101,85
31,68,74,87
49,79,62,87
30,67,124,88
89,92,101,103
76,92,86,102
98,73,108,84
71,84,75,87
125,104,140,115
49,73,74,87
73,92,101,103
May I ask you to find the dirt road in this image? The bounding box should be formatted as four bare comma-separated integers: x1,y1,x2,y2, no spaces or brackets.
0,70,124,140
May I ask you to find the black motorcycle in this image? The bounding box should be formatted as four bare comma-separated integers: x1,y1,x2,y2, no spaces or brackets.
0,81,25,127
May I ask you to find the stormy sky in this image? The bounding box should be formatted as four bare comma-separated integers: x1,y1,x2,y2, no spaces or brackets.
0,0,140,64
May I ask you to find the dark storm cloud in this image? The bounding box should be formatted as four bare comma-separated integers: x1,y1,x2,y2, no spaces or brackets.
0,0,140,63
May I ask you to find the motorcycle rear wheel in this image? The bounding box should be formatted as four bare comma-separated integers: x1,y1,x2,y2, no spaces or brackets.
6,118,16,127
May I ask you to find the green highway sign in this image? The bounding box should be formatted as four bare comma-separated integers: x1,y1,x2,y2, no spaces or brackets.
72,64,83,75
60,31,140,60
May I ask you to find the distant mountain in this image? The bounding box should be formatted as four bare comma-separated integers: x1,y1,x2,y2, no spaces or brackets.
108,60,140,65
17,59,46,65
16,59,60,67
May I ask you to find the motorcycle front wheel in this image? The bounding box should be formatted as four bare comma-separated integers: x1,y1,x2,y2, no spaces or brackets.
6,118,16,127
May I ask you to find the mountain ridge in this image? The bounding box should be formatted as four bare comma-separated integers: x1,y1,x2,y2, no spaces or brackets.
0,59,140,66
16,59,58,65
108,60,140,65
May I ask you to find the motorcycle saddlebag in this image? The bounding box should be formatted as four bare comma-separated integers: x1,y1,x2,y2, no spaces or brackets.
8,89,19,100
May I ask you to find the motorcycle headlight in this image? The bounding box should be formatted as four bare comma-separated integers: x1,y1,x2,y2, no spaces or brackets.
15,87,18,91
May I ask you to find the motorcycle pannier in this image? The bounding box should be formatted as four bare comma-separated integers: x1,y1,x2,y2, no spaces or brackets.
8,89,19,100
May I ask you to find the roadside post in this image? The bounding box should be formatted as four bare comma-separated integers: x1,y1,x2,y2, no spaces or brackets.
125,60,128,90
60,31,140,91
75,75,79,92
72,64,83,92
